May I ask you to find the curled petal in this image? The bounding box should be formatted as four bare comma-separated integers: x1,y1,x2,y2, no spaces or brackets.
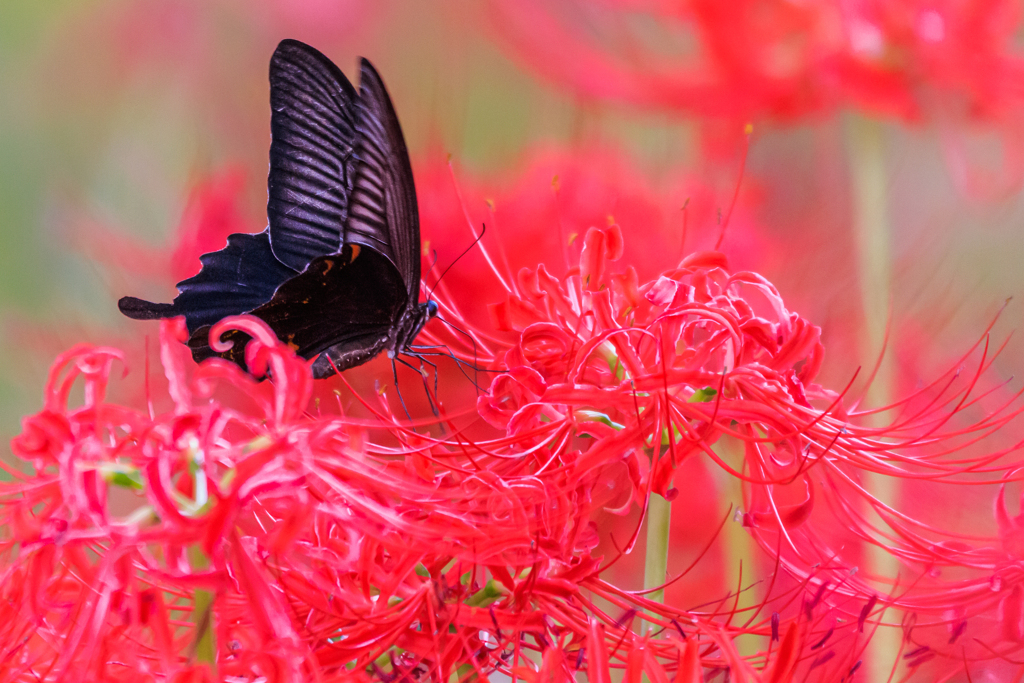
1002,584,1024,642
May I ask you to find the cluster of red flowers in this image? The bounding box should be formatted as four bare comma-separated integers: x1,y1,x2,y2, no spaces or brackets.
3,207,1023,680
5,2,1024,677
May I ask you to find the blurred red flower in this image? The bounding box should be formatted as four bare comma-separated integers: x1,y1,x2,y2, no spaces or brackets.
487,0,1024,122
485,0,1024,195
416,144,770,329
72,168,251,289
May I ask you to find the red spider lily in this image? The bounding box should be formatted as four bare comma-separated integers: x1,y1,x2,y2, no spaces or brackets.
5,221,1024,680
0,313,778,681
438,222,1024,678
415,144,770,336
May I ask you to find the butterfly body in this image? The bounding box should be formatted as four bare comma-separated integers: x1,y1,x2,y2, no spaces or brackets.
119,40,435,378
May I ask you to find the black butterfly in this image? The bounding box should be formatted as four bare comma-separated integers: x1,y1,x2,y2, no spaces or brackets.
118,39,437,379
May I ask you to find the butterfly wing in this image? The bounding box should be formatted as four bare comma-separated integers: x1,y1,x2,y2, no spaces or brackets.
343,58,421,304
121,39,359,330
188,244,406,372
123,45,425,381
267,39,360,271
304,58,425,376
119,231,296,334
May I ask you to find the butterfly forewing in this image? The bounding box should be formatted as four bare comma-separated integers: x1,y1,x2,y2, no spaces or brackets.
344,59,421,302
268,39,360,271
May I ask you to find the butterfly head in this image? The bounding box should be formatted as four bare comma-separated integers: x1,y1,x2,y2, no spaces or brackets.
389,299,440,358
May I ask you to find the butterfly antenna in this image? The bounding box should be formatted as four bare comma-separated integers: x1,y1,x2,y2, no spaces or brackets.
427,224,487,300
424,249,440,287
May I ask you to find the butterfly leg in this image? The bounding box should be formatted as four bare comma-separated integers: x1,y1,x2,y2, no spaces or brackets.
404,351,440,397
416,355,441,418
391,358,414,424
395,355,439,419
409,349,491,392
433,317,483,395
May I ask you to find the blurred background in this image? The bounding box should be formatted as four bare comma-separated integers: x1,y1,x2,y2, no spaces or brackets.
3,0,1024,429
3,1,1024,671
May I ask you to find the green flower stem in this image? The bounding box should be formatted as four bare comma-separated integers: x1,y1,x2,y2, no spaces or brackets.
188,546,217,671
716,438,760,657
846,113,900,682
643,491,672,612
193,589,216,665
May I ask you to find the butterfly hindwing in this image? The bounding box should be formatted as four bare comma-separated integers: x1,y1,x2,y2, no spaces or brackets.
118,231,296,334
187,244,406,369
344,59,421,303
267,39,360,271
310,336,390,379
